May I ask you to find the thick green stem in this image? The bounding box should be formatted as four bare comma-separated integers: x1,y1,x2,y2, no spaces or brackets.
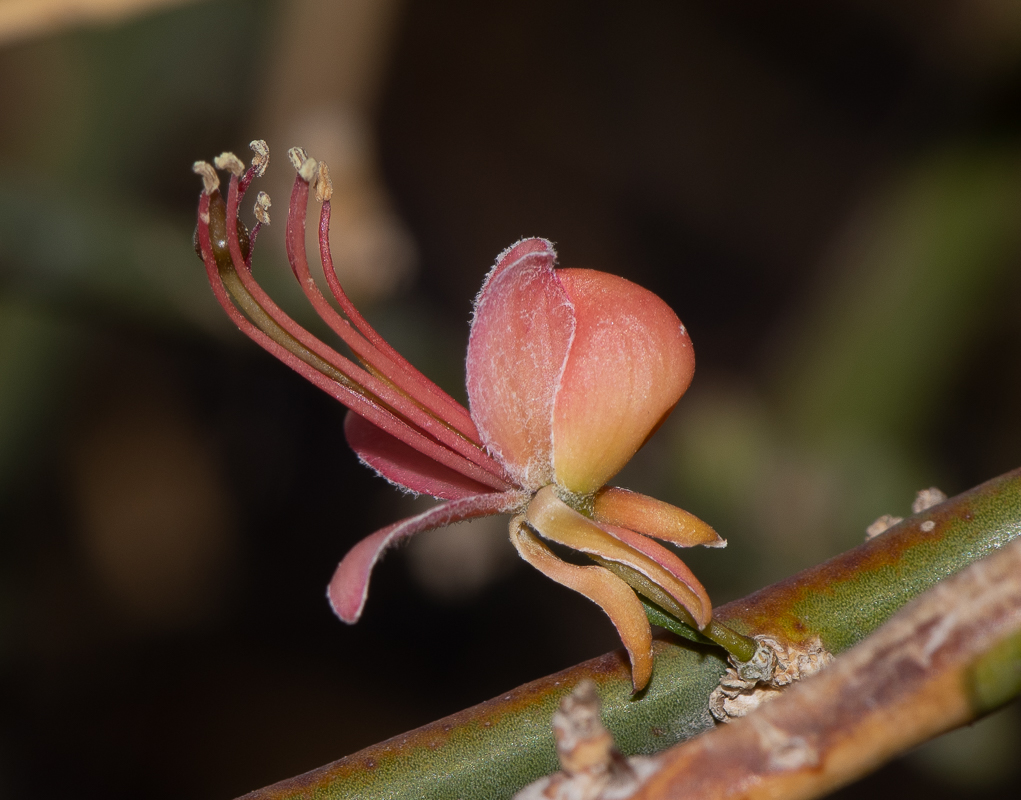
240,466,1021,800
592,555,758,662
703,618,758,663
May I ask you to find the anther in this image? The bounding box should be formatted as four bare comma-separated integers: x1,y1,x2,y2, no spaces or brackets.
249,140,270,176
287,146,318,183
214,152,245,177
288,147,308,171
255,191,272,225
299,156,318,183
315,161,333,203
192,161,220,195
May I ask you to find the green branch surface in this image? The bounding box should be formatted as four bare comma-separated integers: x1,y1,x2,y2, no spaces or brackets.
632,526,1021,800
239,466,1021,800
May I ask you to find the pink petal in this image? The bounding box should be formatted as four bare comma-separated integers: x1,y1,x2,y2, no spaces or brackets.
593,486,725,548
328,490,528,623
509,515,653,691
344,412,496,500
466,238,574,489
552,269,694,494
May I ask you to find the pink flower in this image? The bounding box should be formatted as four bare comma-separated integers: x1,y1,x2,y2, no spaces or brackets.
193,142,725,690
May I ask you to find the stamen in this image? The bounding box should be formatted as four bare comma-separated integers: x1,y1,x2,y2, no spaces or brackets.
315,161,333,204
223,172,509,489
254,191,271,225
194,184,509,491
317,185,483,445
192,161,219,195
214,152,245,177
279,168,509,482
246,192,271,267
287,146,310,172
249,139,270,177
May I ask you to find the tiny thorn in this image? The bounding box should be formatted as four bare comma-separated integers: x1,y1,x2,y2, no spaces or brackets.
214,152,245,177
315,161,333,203
249,139,269,176
192,160,219,194
255,191,271,225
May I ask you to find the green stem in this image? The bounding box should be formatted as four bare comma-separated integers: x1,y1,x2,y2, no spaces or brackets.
591,556,758,663
704,618,758,663
243,466,1021,800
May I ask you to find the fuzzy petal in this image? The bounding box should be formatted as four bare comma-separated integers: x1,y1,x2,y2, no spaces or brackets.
344,411,496,500
329,490,527,623
552,269,694,494
593,486,725,548
525,486,711,629
509,515,652,691
466,238,574,489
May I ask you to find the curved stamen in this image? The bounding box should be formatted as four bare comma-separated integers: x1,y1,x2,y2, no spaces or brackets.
317,188,482,446
196,189,509,492
220,173,513,490
283,167,504,480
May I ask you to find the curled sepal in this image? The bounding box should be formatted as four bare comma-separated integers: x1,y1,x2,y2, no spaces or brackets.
593,487,725,548
508,515,653,692
525,486,711,629
597,522,712,627
344,412,495,501
329,491,528,623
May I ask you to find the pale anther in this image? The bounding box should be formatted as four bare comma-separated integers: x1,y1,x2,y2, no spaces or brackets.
214,151,245,177
249,139,270,176
298,155,318,183
254,191,271,225
192,160,219,194
315,161,333,203
287,147,308,171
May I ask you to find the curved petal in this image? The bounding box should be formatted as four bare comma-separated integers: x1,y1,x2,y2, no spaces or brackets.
508,515,652,691
597,522,712,627
328,490,528,623
552,269,694,494
593,487,725,548
344,411,496,500
466,238,574,489
525,486,711,629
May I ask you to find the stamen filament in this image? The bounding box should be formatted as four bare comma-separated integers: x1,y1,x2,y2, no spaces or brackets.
283,172,502,479
317,198,482,445
196,190,510,492
221,174,512,489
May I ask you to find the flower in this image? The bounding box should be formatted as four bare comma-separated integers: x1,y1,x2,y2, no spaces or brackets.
193,142,727,690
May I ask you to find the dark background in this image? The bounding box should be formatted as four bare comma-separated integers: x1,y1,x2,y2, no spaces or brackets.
1,0,1020,797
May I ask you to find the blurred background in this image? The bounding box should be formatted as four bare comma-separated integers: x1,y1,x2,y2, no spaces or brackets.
1,0,1021,798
